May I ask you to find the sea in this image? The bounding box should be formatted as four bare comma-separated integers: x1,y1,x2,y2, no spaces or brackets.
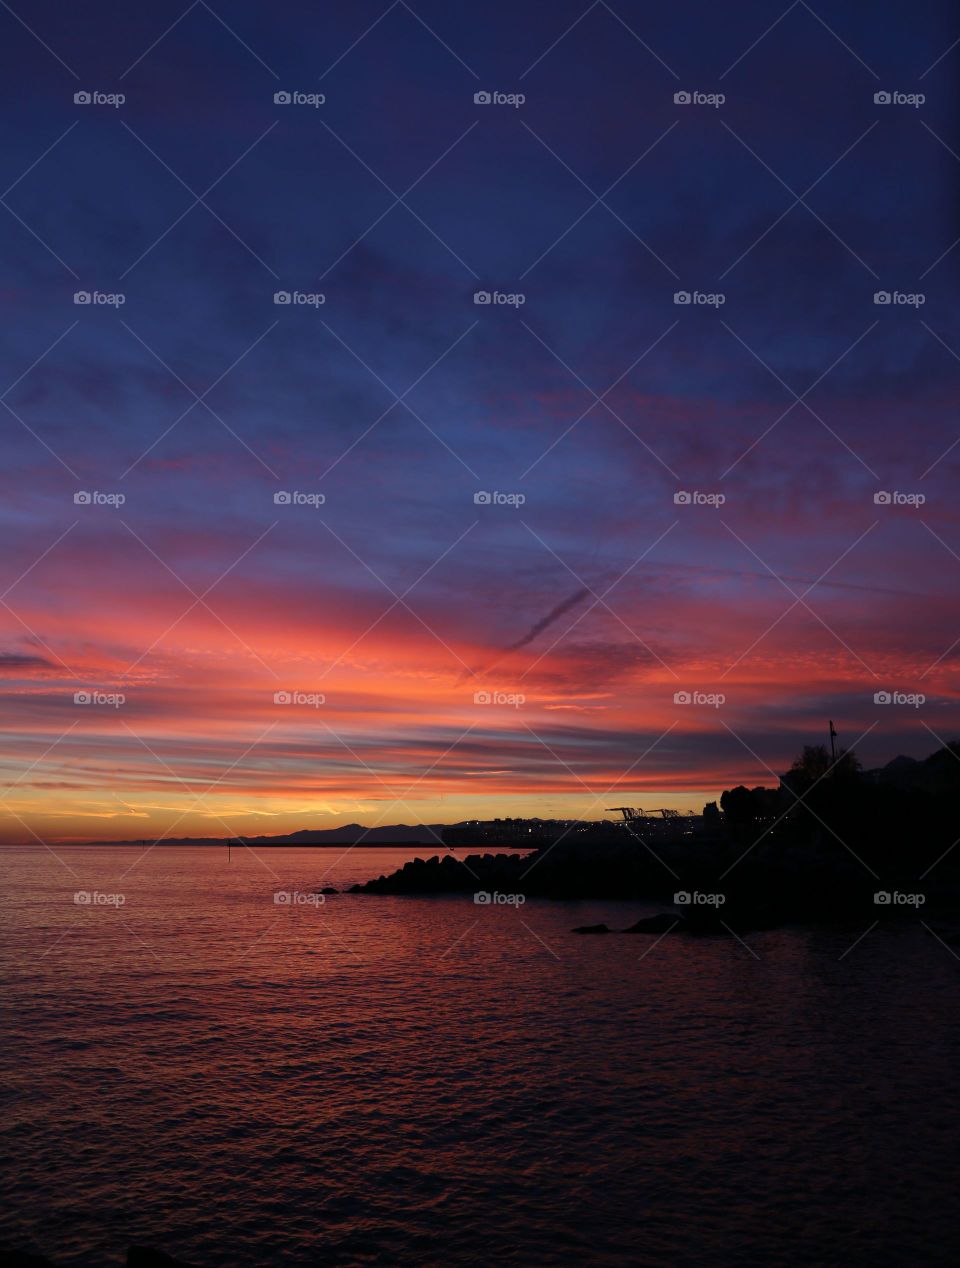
1,844,958,1266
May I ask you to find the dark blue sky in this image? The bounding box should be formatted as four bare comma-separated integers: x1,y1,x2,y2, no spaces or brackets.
1,0,959,839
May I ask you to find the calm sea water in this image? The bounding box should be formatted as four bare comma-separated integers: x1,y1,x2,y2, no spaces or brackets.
1,844,958,1267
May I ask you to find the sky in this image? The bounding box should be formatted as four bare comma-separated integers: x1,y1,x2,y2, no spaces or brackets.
1,0,959,843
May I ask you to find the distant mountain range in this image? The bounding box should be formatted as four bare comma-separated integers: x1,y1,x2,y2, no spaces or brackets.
80,749,960,847
868,748,960,794
94,823,460,847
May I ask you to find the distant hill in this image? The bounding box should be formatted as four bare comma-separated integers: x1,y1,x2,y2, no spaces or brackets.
91,823,465,847
868,747,960,795
255,823,451,845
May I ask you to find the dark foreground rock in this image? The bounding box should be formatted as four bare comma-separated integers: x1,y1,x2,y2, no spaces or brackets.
596,911,730,937
353,850,526,897
350,828,960,931
572,923,611,934
623,913,679,934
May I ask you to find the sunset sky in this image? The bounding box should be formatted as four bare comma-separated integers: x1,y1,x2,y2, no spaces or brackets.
1,0,958,842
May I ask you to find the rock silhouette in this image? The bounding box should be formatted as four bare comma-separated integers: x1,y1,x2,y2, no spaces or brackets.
351,741,960,930
623,913,680,934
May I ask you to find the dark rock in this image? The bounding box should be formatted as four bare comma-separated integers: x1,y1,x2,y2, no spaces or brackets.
622,913,680,934
349,778,960,929
128,1248,198,1268
572,923,611,934
319,887,338,895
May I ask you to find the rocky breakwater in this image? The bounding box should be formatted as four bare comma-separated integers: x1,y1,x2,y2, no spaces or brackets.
349,828,959,934
350,835,708,902
351,849,528,896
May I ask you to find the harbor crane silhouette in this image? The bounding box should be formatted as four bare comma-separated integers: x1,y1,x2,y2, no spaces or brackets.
607,807,681,821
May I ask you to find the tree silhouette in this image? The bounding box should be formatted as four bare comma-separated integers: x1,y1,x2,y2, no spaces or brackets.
786,743,861,795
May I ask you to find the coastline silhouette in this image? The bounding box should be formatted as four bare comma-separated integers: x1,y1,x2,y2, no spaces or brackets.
350,736,960,936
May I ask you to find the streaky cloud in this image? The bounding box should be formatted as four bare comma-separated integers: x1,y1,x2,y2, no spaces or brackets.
504,586,592,652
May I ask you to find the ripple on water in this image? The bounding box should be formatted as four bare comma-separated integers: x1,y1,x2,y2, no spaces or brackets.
1,847,958,1266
